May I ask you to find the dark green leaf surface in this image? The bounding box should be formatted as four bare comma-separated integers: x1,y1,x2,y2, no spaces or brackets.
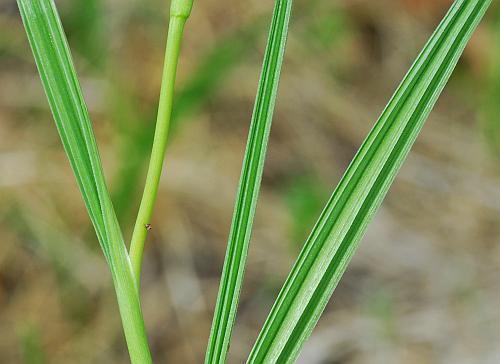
17,1,151,362
205,1,293,363
248,1,491,363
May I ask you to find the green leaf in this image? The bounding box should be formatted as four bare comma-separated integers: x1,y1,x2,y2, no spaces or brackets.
205,1,294,363
248,1,491,363
16,1,152,362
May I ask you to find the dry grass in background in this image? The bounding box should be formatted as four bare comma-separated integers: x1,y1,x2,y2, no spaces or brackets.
1,0,500,362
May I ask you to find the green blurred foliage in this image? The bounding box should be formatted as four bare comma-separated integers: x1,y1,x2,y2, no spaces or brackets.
60,0,106,69
481,6,500,157
285,175,328,247
19,324,46,364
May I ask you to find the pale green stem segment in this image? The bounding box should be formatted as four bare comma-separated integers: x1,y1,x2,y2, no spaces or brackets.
205,1,293,363
16,0,153,362
129,0,193,283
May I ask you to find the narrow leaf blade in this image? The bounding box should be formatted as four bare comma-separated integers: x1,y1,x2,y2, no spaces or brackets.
17,0,109,256
205,1,294,363
17,1,152,362
248,1,491,363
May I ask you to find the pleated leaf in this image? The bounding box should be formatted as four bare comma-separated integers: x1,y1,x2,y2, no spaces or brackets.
205,1,293,363
17,1,152,362
248,1,491,363
18,0,112,259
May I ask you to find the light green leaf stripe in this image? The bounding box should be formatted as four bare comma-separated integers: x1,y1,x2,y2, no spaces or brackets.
16,1,152,362
248,1,491,363
205,1,293,363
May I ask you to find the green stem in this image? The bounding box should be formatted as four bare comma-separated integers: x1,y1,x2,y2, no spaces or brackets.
129,0,193,282
109,225,153,363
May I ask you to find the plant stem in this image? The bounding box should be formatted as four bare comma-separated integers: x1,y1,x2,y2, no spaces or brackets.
109,222,153,364
130,1,193,283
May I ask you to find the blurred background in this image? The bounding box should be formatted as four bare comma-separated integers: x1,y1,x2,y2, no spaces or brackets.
1,0,500,363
